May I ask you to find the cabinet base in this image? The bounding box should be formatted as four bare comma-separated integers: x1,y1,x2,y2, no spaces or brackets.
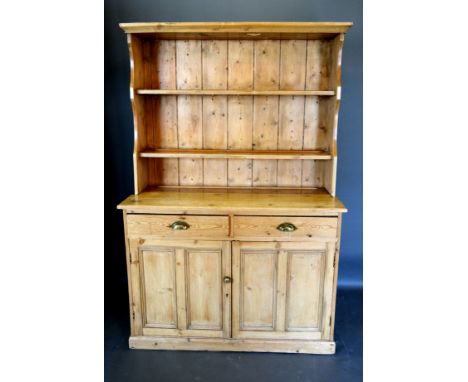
129,336,336,354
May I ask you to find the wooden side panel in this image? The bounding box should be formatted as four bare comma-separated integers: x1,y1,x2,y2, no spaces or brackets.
141,249,177,328
240,250,277,330
286,251,324,330
142,40,178,187
323,34,344,196
128,35,148,194
128,239,144,335
186,249,223,330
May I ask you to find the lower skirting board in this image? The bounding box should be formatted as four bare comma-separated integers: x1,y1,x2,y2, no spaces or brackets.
129,336,336,354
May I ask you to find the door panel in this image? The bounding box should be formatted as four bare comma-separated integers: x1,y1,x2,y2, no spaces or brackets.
141,248,177,328
129,239,231,338
241,250,277,330
286,251,324,330
232,241,334,340
186,249,223,330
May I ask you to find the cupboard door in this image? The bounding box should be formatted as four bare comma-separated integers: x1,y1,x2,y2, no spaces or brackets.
232,241,336,340
129,239,231,338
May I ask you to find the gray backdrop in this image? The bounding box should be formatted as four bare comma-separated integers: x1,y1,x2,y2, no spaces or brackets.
104,0,362,297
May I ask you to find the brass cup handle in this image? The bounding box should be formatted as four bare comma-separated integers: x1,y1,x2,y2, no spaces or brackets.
223,276,232,283
169,221,190,230
276,222,297,232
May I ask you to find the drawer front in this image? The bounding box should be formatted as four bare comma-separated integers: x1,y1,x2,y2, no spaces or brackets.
233,216,337,240
126,214,229,239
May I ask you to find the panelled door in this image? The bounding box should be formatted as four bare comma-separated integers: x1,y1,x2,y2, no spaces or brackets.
128,239,231,338
232,241,336,340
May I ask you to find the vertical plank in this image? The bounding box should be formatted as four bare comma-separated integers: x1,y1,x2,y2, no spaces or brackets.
252,96,278,186
228,159,252,187
277,40,306,189
228,96,253,186
154,40,177,89
227,42,254,187
302,160,324,188
178,95,203,186
202,41,228,186
176,41,203,186
151,158,179,186
175,248,188,330
177,95,202,148
202,40,228,89
186,249,222,329
253,40,280,90
228,96,253,150
277,160,302,187
176,40,202,89
141,249,177,327
203,96,228,149
321,242,337,340
306,40,331,91
203,95,228,186
179,158,203,186
278,95,304,149
222,241,232,338
275,249,288,332
304,96,327,150
151,96,178,149
231,241,241,337
279,40,306,90
128,239,143,335
277,95,304,187
228,40,253,90
286,252,324,330
241,250,277,329
252,160,277,186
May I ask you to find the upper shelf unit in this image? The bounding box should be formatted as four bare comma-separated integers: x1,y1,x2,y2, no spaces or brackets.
120,21,353,40
121,22,351,195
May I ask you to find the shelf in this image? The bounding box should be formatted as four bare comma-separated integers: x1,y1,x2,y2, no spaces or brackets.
139,149,332,160
136,89,335,96
118,187,347,215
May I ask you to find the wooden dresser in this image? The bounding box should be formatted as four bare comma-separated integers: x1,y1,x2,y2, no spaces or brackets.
117,22,352,354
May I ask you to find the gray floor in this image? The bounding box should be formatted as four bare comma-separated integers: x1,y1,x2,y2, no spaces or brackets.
105,288,362,382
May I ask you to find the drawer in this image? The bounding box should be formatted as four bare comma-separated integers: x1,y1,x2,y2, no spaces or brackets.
233,216,338,240
126,214,229,239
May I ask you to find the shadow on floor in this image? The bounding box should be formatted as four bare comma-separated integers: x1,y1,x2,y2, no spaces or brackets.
105,287,362,382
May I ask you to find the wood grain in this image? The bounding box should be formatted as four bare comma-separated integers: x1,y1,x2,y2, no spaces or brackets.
126,214,229,239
